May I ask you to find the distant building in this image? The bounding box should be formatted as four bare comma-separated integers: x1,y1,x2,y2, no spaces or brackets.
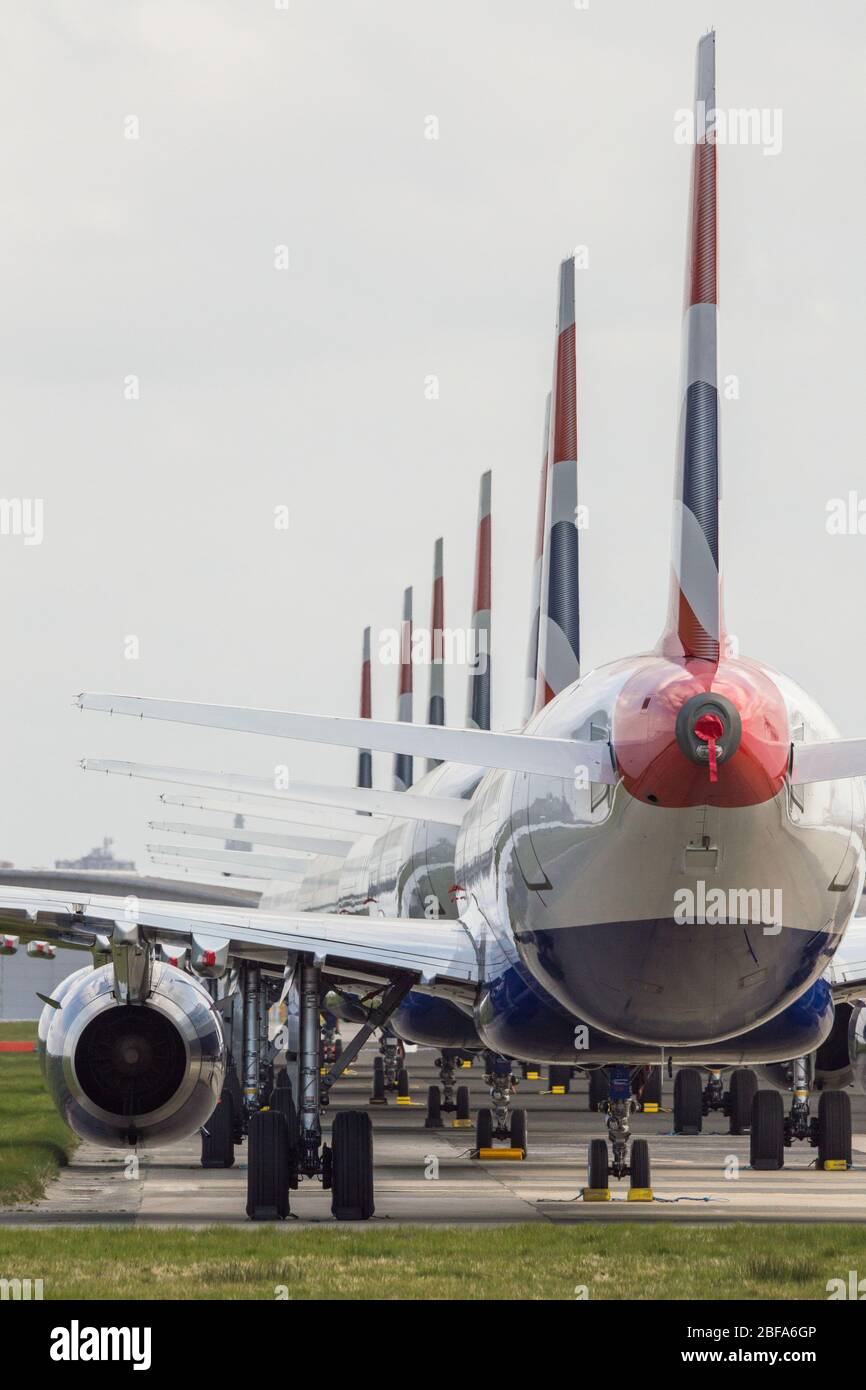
55,836,135,872
225,814,251,854
1,836,136,1020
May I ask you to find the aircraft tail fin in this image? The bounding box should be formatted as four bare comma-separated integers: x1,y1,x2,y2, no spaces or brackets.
466,471,492,731
393,587,413,789
426,537,445,770
534,256,580,711
660,31,722,663
358,625,372,789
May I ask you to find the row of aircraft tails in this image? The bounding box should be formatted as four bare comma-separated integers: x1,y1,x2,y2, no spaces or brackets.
4,30,866,1214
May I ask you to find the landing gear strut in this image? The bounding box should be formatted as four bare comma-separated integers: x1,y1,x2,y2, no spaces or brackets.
426,1050,471,1128
475,1053,527,1156
246,960,413,1220
584,1065,652,1198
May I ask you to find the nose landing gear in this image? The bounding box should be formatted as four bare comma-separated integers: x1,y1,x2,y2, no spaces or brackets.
583,1065,653,1200
473,1054,527,1157
426,1050,473,1129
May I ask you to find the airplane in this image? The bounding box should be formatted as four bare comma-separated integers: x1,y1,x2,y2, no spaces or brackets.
3,31,866,1220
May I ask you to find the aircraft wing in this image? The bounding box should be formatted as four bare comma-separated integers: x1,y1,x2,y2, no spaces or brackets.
827,917,866,1002
0,886,479,998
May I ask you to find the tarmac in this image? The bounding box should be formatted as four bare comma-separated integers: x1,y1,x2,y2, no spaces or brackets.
6,1043,866,1227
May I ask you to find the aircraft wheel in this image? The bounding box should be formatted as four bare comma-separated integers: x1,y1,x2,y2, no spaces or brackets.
727,1067,757,1135
425,1084,443,1129
246,1109,290,1220
673,1068,703,1134
476,1108,493,1150
397,1066,410,1099
588,1137,609,1190
641,1065,662,1109
331,1111,375,1221
510,1108,528,1156
201,1093,235,1169
548,1065,571,1093
750,1090,784,1170
588,1068,609,1111
269,1087,299,1188
630,1137,651,1189
455,1084,471,1121
370,1057,386,1105
223,1064,245,1144
817,1091,852,1170
274,1068,292,1090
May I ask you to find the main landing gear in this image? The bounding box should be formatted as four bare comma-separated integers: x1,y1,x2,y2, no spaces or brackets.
369,1029,409,1104
425,1050,472,1129
670,1066,756,1136
750,1057,852,1171
474,1053,527,1157
584,1065,651,1199
246,961,413,1220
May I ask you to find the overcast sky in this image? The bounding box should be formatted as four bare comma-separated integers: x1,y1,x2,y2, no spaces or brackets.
1,0,864,868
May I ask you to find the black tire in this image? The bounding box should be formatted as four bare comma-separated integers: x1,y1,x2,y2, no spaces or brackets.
640,1066,662,1108
510,1108,528,1155
223,1065,244,1144
476,1108,493,1150
246,1109,290,1220
201,1093,235,1168
588,1069,609,1111
548,1065,571,1093
330,1110,374,1220
425,1084,442,1128
728,1068,757,1135
588,1137,609,1190
269,1087,298,1186
522,1062,541,1079
334,1037,343,1061
274,1068,292,1091
455,1084,471,1121
370,1059,386,1104
673,1068,703,1134
397,1066,410,1098
750,1089,785,1170
817,1090,852,1170
630,1137,651,1189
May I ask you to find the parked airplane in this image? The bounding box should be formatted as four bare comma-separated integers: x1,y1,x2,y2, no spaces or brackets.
3,32,866,1218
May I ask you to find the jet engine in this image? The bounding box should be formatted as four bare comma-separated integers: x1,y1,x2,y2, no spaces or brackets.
757,1002,866,1094
41,959,226,1148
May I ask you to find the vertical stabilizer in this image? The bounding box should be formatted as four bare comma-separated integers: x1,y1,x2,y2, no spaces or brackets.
393,587,414,790
466,470,492,731
357,625,372,790
426,537,445,771
534,257,580,712
660,31,722,662
523,393,551,723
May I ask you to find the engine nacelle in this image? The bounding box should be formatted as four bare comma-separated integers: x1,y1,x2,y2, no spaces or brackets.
42,960,226,1148
757,1002,861,1094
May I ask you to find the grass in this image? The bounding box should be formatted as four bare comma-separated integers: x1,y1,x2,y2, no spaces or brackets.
0,1223,864,1299
0,1020,76,1204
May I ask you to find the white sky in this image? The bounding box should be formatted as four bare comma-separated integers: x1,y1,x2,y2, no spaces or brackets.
1,0,864,866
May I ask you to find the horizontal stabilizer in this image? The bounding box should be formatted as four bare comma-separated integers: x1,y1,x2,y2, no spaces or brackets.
790,739,866,786
79,696,617,784
83,759,469,826
159,794,384,836
147,855,272,884
147,844,309,877
0,866,259,907
149,819,353,858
